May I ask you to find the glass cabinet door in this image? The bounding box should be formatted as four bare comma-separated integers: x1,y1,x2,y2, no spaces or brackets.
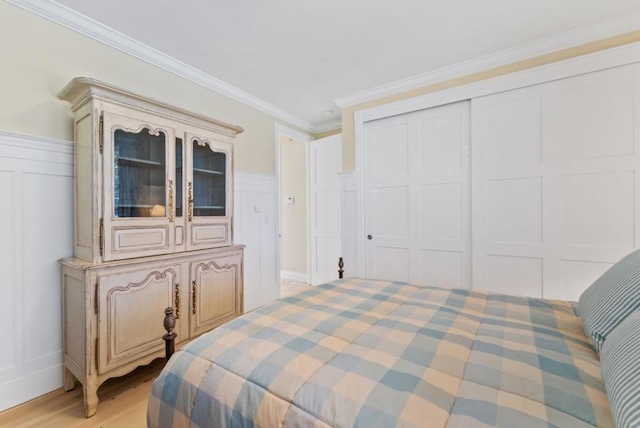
185,133,232,250
113,128,167,218
191,139,226,218
102,110,175,262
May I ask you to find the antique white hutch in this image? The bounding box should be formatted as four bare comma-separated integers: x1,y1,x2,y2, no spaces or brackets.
58,78,244,417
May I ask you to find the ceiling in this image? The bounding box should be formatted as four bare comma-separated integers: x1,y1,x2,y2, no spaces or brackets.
46,0,640,129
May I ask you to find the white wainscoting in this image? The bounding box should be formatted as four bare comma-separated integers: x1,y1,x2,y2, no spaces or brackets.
339,172,357,278
0,131,74,412
234,172,279,311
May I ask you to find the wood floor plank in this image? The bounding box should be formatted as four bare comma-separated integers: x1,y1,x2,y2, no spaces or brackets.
0,359,163,427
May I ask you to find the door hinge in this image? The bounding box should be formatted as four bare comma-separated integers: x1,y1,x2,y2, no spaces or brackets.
95,338,99,371
98,113,104,154
99,218,104,257
94,281,99,314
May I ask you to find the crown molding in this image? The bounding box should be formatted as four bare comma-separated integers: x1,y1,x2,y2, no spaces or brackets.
311,119,342,134
4,0,320,133
334,13,640,109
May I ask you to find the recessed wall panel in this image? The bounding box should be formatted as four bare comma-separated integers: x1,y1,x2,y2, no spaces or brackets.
486,255,543,298
372,247,409,282
420,250,462,288
561,260,614,301
419,113,462,175
22,172,73,361
419,183,462,240
486,178,542,244
315,191,341,236
373,186,408,238
551,77,634,160
0,171,13,370
372,124,409,183
485,96,541,169
562,171,634,247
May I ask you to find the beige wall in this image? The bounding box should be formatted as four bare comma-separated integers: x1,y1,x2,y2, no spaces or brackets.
341,30,640,171
279,136,308,274
0,2,312,175
313,128,342,140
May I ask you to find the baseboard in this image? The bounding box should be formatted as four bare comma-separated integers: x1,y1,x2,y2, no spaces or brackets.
281,271,308,283
244,286,280,312
0,364,63,413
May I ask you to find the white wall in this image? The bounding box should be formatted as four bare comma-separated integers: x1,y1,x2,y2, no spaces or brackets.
0,132,73,412
234,172,279,311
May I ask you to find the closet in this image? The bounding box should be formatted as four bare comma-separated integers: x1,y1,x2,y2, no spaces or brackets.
361,62,640,300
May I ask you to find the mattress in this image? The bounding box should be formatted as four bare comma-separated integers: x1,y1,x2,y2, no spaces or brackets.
147,278,613,427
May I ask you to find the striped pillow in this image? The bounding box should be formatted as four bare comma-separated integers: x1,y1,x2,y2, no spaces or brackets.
578,249,640,352
600,310,640,428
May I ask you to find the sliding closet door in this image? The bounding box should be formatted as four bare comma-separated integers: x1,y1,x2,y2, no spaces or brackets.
364,101,471,288
472,64,640,300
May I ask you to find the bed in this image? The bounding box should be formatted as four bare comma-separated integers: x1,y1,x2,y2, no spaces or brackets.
147,277,616,427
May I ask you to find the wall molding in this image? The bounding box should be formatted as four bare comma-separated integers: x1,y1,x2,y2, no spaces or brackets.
0,130,74,412
356,40,640,123
234,171,279,312
334,14,640,108
4,0,341,134
281,271,308,283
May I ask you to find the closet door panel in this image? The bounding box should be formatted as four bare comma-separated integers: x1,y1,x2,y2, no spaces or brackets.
364,101,470,288
473,63,640,300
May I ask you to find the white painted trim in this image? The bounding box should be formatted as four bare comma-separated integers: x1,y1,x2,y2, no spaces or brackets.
244,287,281,312
354,111,366,278
280,271,309,283
353,40,640,279
334,14,640,108
4,0,335,134
274,123,313,285
312,119,342,134
339,172,357,278
0,130,72,154
360,41,640,123
235,171,278,192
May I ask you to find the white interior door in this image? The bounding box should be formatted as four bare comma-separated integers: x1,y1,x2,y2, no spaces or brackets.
364,101,471,287
309,134,343,285
472,63,640,300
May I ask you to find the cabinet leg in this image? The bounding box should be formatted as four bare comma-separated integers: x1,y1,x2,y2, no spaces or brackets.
63,367,76,392
83,381,99,418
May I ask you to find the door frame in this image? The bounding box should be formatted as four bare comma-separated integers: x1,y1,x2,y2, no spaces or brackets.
274,123,313,284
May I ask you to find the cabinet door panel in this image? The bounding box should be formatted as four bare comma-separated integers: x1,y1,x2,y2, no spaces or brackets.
185,130,233,250
97,265,180,374
102,110,176,261
190,252,243,337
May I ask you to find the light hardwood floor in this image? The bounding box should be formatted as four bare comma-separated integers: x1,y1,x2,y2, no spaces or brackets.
0,280,312,427
0,359,163,427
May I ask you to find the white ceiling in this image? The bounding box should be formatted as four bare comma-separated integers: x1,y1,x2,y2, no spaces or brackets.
48,0,640,128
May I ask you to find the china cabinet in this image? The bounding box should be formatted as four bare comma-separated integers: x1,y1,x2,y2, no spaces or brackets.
58,78,244,417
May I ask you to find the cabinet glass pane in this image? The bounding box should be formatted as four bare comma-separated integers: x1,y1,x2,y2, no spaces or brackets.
192,141,226,217
176,138,183,217
113,128,166,218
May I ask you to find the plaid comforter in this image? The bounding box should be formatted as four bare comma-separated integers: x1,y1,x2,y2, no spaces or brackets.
147,278,613,427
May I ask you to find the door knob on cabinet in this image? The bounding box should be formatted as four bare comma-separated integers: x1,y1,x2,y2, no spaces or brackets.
367,235,373,240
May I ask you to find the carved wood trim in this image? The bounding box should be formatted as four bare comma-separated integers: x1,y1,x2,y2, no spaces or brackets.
191,136,230,156
102,268,177,372
110,124,169,139
192,261,239,329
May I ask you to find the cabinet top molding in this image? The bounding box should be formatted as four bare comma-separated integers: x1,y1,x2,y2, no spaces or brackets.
58,77,244,137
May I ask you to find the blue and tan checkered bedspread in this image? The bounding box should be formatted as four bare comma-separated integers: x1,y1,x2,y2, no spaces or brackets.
147,278,613,427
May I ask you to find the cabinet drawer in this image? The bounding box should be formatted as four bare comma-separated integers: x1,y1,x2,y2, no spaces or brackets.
190,251,243,337
97,265,181,374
